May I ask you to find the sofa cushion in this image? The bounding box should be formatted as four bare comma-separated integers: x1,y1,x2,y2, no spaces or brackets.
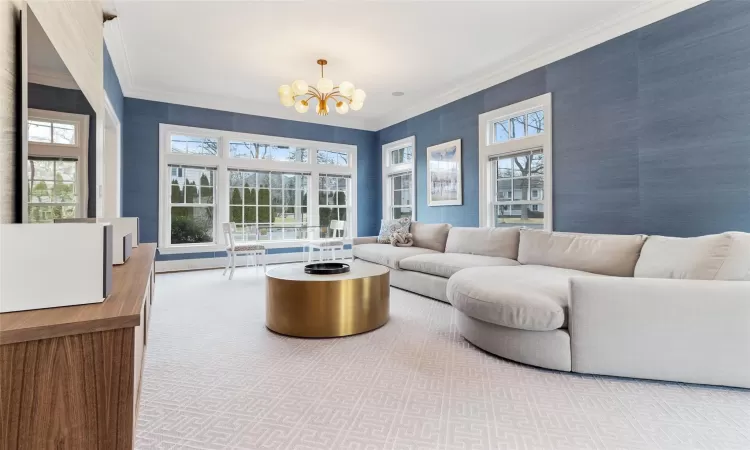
447,265,600,331
353,243,438,270
635,232,750,280
444,227,520,259
399,252,519,279
517,229,646,277
410,222,451,252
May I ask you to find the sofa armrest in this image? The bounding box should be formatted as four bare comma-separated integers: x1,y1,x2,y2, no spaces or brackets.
353,236,379,245
569,276,750,388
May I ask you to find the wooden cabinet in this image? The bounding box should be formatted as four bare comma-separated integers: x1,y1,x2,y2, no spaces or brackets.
0,244,156,450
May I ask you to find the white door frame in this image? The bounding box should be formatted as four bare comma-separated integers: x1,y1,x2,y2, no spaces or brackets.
103,94,121,217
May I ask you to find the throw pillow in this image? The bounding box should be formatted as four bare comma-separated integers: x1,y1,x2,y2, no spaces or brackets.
377,217,411,244
390,230,414,247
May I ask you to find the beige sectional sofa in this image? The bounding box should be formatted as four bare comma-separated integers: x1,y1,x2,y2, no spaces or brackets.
353,224,750,388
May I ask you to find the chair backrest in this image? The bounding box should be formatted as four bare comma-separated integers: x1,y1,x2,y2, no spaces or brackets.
222,222,237,248
330,220,347,238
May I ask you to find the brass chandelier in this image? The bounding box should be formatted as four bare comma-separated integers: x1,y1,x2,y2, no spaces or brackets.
278,59,366,116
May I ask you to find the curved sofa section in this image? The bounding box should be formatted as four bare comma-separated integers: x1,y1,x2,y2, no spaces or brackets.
354,225,750,388
456,311,571,372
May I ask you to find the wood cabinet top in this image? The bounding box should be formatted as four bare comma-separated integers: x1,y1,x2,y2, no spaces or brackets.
0,243,156,345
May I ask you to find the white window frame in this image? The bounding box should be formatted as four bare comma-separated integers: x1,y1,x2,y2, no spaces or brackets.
382,136,416,220
478,93,552,231
158,124,357,254
27,109,89,219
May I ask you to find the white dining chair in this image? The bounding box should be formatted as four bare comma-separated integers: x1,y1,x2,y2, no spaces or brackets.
222,223,266,280
307,220,346,262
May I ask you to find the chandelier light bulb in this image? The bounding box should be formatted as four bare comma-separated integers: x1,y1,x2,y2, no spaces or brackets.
350,100,363,111
278,85,292,97
352,89,366,103
295,99,309,113
280,94,295,107
339,81,355,97
317,78,334,94
335,101,349,115
292,80,308,96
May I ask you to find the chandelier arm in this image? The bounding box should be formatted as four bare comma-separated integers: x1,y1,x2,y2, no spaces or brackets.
308,86,323,98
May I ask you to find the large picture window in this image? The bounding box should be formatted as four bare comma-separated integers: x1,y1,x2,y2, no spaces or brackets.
159,125,357,253
382,136,415,221
229,169,309,241
478,94,552,230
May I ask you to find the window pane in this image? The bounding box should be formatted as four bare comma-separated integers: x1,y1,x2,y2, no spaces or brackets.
230,205,243,223
230,142,308,162
392,207,412,219
496,158,512,178
171,206,214,244
185,184,199,203
393,175,402,190
512,179,529,201
530,152,544,175
391,149,400,165
404,147,413,163
494,120,510,143
496,179,512,201
493,204,544,228
282,173,297,189
271,189,282,205
257,172,270,188
257,188,270,205
245,188,257,205
28,120,52,143
52,123,75,145
513,155,530,177
317,150,348,166
229,188,242,205
510,115,525,138
29,181,52,203
54,182,76,202
530,178,544,200
200,186,213,203
270,173,282,189
170,135,218,155
527,111,544,135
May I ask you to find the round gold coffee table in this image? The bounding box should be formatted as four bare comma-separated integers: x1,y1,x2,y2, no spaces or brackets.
265,262,390,337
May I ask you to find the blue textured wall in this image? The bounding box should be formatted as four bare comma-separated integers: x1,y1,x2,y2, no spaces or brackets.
28,83,97,217
122,99,378,260
377,0,750,237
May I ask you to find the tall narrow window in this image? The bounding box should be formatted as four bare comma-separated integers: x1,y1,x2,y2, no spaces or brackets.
27,110,89,223
168,165,216,245
27,157,78,222
318,174,351,231
390,172,412,219
478,93,551,230
382,136,415,220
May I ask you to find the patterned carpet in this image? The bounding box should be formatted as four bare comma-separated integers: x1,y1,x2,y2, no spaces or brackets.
137,266,750,450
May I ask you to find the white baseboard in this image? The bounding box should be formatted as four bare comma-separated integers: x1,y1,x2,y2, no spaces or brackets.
155,250,353,273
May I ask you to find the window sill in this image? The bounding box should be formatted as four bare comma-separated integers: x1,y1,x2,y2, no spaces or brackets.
158,239,354,255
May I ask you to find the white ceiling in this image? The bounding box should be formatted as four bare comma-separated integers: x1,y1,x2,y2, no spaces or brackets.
104,0,704,131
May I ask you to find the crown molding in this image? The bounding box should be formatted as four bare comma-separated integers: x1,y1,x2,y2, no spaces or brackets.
124,86,375,131
371,0,708,131
104,0,707,134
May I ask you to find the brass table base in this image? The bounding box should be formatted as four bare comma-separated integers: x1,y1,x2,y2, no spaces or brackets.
266,269,390,338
